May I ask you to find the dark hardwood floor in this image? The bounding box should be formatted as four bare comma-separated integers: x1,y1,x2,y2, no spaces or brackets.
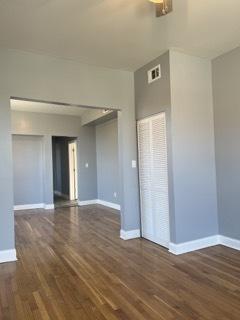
0,205,240,319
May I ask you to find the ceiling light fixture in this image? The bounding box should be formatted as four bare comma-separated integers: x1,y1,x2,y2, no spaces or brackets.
102,109,110,114
149,0,172,17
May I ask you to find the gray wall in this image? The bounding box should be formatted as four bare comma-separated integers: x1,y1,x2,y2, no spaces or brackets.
170,51,218,243
96,119,119,204
12,111,82,137
212,47,240,240
0,96,15,251
12,135,44,205
135,51,171,121
12,111,119,206
12,111,97,206
12,111,117,206
78,126,98,201
12,111,83,205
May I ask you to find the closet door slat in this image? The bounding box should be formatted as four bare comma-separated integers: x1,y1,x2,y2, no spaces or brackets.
137,113,170,248
137,119,153,238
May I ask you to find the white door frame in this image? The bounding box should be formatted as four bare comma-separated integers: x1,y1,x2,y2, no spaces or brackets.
68,140,78,201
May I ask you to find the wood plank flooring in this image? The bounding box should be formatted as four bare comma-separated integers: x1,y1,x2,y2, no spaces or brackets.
1,205,240,319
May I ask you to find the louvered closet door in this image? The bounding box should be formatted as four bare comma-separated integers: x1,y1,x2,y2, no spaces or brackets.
137,113,170,248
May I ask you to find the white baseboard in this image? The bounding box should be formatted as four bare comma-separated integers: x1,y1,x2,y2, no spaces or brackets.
0,249,17,264
78,200,98,206
219,235,240,251
169,234,240,255
14,203,54,211
78,199,120,210
96,200,120,210
120,229,141,240
169,235,220,255
44,204,54,210
14,203,44,211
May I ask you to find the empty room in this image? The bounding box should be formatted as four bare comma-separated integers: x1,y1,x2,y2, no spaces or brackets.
0,1,240,319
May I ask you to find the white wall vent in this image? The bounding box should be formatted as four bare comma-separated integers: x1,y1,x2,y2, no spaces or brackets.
148,64,161,84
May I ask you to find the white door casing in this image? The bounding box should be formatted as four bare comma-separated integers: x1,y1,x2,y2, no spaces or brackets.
68,141,78,201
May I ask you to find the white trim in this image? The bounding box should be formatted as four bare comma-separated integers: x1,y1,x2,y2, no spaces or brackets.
78,199,120,210
96,200,120,210
44,204,55,210
14,203,44,211
68,140,78,201
219,235,240,251
0,249,17,264
169,235,240,255
78,200,98,206
14,203,55,211
120,229,141,240
169,235,220,255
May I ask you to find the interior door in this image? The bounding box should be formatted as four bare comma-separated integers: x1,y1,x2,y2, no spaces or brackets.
68,141,78,201
137,112,170,248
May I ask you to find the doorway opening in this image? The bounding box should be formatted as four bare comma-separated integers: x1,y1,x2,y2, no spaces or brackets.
52,136,78,208
11,97,122,226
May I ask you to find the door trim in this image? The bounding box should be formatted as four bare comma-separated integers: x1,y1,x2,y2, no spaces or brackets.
68,140,78,201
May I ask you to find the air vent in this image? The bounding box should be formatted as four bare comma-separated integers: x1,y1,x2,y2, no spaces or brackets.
148,64,161,84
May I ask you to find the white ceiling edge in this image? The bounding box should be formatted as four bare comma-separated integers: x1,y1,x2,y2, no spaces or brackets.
10,99,89,117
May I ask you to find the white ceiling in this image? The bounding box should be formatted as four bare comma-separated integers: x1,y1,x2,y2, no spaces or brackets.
0,1,240,70
11,99,88,116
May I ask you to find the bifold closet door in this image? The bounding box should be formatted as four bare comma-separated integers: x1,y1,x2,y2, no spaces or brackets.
137,113,170,248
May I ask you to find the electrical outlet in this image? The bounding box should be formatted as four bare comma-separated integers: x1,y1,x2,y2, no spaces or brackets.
85,163,89,168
